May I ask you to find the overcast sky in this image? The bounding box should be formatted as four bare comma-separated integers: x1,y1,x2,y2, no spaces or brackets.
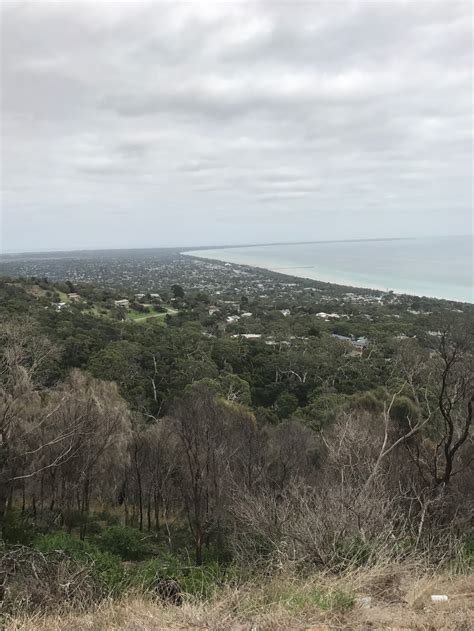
1,0,472,252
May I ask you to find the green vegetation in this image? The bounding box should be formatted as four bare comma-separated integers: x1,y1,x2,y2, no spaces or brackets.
0,272,472,623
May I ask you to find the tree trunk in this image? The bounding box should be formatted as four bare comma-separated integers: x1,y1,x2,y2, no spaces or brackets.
134,446,143,531
146,493,151,532
0,479,7,540
195,532,203,566
153,490,160,533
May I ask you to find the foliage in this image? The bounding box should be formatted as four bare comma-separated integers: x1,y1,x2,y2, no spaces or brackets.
34,532,125,593
1,510,36,545
129,556,232,599
96,526,152,561
0,275,472,616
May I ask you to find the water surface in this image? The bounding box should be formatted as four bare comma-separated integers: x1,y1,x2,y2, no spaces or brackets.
186,236,473,303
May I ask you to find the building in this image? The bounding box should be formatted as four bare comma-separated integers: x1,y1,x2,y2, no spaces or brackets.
114,299,130,308
316,312,340,320
226,315,240,324
332,333,352,343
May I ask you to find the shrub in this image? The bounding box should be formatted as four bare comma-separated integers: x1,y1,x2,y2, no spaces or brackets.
96,526,152,561
2,510,36,545
129,556,232,599
34,532,125,593
334,534,373,569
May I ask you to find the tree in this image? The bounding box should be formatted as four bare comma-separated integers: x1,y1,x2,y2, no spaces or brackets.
167,386,225,564
171,284,185,299
399,321,474,488
0,321,57,537
43,371,132,538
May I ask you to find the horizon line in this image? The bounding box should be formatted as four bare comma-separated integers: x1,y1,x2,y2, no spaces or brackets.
1,234,471,258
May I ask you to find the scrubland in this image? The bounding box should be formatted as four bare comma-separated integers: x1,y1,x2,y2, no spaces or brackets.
7,562,473,631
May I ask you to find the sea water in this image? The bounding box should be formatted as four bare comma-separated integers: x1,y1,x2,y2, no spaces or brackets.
186,236,473,303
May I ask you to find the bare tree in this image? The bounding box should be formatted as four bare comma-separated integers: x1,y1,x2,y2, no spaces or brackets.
398,323,474,488
42,371,132,537
0,321,57,535
167,386,226,565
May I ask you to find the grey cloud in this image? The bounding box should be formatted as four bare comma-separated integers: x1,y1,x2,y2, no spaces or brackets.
1,0,472,252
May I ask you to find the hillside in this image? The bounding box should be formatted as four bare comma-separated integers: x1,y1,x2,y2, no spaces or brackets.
0,271,472,629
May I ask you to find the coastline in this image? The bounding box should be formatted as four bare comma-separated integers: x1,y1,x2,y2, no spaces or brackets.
183,249,472,304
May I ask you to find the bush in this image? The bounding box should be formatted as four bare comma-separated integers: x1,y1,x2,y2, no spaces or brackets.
34,532,87,556
2,510,36,545
334,534,373,569
96,526,151,561
129,555,232,599
34,532,125,593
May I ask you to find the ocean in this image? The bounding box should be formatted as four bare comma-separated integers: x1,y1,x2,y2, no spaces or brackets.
186,236,473,303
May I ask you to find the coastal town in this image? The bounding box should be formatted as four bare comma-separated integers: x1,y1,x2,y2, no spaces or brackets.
0,248,469,361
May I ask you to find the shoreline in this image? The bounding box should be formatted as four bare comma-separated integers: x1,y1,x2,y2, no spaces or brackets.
183,250,472,304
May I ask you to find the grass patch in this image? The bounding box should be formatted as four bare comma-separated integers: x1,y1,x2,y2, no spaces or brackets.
236,575,355,615
128,306,178,323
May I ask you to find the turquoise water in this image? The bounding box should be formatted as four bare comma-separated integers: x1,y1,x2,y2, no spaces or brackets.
186,236,473,303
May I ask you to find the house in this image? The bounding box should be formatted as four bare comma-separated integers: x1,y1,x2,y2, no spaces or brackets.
220,300,241,313
240,312,253,317
332,333,352,343
332,334,369,351
67,293,81,301
280,309,291,317
354,336,369,348
114,299,130,308
316,312,341,320
232,333,262,340
208,306,220,316
226,315,240,324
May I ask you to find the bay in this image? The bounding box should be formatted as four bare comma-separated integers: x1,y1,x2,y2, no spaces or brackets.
186,236,473,303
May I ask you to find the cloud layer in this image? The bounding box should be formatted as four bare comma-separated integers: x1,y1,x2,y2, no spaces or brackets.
1,0,472,251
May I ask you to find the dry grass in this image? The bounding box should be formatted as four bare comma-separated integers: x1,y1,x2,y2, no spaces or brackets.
5,563,473,631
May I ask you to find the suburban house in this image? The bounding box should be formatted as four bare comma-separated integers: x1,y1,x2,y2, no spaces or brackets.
114,299,130,308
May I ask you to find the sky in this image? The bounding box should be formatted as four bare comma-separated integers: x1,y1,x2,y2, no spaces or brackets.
1,0,472,253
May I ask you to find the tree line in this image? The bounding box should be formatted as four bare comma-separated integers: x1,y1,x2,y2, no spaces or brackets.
1,309,472,567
